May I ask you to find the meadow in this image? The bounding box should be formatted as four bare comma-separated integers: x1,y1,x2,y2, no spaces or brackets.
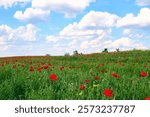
0,50,150,100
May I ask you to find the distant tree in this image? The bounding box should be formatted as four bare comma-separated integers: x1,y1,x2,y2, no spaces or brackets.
102,48,108,53
116,48,120,52
73,50,79,55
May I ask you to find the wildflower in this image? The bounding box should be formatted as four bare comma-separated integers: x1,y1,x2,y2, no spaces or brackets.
144,97,150,100
80,84,85,90
50,74,57,81
60,66,64,71
84,79,90,83
104,89,113,97
100,69,105,73
140,71,147,77
94,76,99,80
42,65,49,69
111,73,117,77
29,66,34,72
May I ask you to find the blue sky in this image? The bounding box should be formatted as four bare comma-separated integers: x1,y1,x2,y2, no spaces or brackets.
0,0,150,57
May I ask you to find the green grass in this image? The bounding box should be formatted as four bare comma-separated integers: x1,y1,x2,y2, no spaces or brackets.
0,50,150,100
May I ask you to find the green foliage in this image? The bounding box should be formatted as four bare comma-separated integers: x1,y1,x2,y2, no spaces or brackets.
102,48,108,53
0,50,150,100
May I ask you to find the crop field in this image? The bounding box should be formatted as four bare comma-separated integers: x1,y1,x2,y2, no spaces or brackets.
0,50,150,100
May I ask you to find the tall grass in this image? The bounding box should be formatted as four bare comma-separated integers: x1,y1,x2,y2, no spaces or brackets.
0,50,150,100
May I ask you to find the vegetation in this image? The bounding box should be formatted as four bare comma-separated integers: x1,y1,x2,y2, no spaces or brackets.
0,50,150,100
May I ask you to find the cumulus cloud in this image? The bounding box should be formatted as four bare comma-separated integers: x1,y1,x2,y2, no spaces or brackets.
0,0,31,9
117,8,150,28
116,8,150,40
13,0,95,22
106,37,146,50
14,8,50,22
0,24,38,42
45,11,146,54
59,11,118,38
136,0,150,6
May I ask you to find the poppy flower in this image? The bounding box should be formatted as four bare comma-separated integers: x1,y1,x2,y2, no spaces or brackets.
84,79,90,83
42,65,49,69
100,69,105,73
37,68,42,72
144,97,150,100
140,71,147,77
50,74,57,81
60,66,64,71
104,89,113,97
111,73,118,77
29,67,34,72
80,84,85,90
94,76,99,80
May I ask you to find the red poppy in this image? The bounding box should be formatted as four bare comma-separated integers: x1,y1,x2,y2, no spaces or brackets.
50,74,57,81
60,66,64,71
104,89,113,97
111,73,118,77
100,69,105,73
140,71,147,77
90,72,93,75
144,97,150,100
102,64,104,66
37,68,42,72
84,79,90,83
42,65,49,69
80,85,85,90
29,66,34,72
94,76,99,80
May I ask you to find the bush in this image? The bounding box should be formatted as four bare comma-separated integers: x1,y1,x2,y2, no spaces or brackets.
102,48,108,53
73,50,79,55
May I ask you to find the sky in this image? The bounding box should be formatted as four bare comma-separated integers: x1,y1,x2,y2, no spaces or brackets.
0,0,150,57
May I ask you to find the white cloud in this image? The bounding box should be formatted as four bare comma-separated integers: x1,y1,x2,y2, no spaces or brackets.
13,0,95,22
0,0,31,9
117,8,150,28
46,35,58,42
59,11,117,39
32,0,95,18
78,11,118,29
122,28,145,39
45,11,146,55
116,8,150,40
11,24,38,41
0,24,38,41
136,0,150,6
106,37,145,50
0,36,5,45
14,8,50,22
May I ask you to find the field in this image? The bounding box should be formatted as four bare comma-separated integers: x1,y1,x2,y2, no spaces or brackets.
0,50,150,100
